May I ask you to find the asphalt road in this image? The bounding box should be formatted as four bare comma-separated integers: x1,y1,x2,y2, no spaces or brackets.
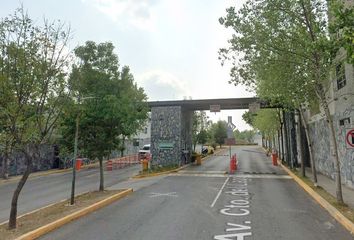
0,164,140,223
40,146,353,240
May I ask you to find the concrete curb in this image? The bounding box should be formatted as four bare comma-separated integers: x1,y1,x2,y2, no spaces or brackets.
132,148,227,179
280,163,354,235
15,188,133,240
131,165,190,179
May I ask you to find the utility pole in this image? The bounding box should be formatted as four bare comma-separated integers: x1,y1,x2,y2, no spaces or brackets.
70,98,80,205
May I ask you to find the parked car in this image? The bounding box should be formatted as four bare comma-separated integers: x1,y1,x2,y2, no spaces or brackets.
202,146,214,155
139,144,151,159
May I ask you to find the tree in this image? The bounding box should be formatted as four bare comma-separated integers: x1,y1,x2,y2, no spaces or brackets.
219,0,346,204
329,0,354,64
234,129,255,143
210,121,228,148
0,7,72,229
61,41,148,192
192,111,210,151
252,110,280,145
242,111,255,127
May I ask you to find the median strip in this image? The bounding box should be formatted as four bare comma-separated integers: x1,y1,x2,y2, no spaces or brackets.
0,189,132,240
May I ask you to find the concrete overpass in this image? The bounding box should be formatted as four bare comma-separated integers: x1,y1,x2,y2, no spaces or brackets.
147,97,268,110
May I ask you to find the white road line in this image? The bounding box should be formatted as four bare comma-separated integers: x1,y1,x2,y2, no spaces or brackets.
169,173,226,178
210,177,229,208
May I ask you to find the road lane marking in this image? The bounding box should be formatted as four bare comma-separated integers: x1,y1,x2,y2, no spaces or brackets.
178,170,227,174
149,192,178,198
170,173,226,178
210,177,229,208
169,173,291,179
214,177,253,239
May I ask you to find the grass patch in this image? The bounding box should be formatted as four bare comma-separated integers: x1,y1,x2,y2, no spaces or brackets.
139,164,179,176
292,169,354,223
0,190,123,240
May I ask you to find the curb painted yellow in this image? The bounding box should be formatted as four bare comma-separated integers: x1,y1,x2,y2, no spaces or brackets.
280,163,354,235
132,148,227,179
15,188,133,240
132,165,187,179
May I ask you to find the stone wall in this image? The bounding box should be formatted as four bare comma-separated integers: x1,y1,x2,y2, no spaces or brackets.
0,145,55,176
151,106,182,167
309,111,354,188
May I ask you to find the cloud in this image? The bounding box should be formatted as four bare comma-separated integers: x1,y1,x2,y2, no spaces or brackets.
81,0,158,31
136,70,191,101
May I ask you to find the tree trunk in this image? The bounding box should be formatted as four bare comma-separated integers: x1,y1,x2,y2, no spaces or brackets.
277,130,281,160
280,123,285,162
120,137,125,157
283,111,290,166
99,157,104,191
299,108,317,184
296,110,305,177
8,151,33,229
319,93,343,204
2,151,9,179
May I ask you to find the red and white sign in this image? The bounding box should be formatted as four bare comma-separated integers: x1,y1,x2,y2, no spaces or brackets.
346,129,354,148
210,104,221,112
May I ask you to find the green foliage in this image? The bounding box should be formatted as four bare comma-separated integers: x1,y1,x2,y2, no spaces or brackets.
209,121,227,147
0,7,72,150
60,41,148,160
219,0,337,110
242,111,255,127
233,129,255,143
197,129,209,145
253,109,280,139
329,0,354,64
192,111,210,150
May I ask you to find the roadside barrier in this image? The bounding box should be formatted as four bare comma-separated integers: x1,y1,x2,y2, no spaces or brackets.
105,154,140,171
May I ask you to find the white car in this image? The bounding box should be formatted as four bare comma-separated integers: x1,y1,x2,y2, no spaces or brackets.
139,144,151,159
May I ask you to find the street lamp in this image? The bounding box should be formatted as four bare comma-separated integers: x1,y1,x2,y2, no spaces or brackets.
70,96,97,205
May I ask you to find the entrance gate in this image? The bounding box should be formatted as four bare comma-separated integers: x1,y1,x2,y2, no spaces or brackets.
148,98,269,168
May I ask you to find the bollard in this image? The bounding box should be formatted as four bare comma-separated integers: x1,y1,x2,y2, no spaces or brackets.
229,156,235,174
271,150,278,166
142,158,149,171
75,158,82,170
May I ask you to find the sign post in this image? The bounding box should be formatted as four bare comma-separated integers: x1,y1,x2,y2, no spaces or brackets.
226,116,236,160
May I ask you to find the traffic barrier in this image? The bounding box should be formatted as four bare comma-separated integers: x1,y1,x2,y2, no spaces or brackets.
106,160,113,171
105,154,140,171
229,154,237,174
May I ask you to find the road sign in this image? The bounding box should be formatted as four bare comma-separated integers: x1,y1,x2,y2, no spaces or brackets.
346,129,354,148
225,138,236,145
210,104,221,112
227,116,236,130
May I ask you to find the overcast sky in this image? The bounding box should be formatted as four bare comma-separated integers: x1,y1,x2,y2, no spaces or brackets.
1,0,254,131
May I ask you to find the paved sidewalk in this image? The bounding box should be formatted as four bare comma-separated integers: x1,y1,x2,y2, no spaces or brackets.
305,168,354,209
